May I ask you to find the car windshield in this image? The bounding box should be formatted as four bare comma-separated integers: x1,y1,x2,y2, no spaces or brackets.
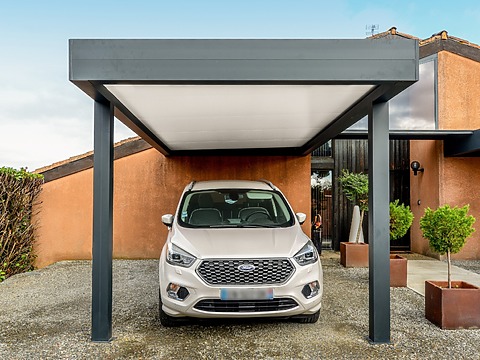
178,189,294,228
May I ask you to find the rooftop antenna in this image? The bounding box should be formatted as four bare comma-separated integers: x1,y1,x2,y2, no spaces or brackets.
366,24,379,36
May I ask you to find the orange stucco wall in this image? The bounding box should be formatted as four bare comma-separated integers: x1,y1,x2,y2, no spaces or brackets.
33,151,311,268
442,157,480,259
438,52,480,130
409,140,441,257
410,51,480,259
34,168,94,265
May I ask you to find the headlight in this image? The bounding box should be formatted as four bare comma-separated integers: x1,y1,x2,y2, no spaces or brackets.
293,241,318,266
166,243,196,268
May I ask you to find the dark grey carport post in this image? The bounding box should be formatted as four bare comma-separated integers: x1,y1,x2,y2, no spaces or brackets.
91,97,114,342
368,101,391,343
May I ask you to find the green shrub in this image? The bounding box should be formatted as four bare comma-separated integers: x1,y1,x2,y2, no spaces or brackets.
390,200,414,241
0,167,43,282
419,204,475,288
338,170,368,212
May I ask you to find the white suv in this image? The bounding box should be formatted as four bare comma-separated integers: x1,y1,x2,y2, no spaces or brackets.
159,180,323,326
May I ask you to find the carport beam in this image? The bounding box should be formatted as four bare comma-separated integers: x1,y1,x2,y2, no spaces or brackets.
368,101,391,343
91,98,114,342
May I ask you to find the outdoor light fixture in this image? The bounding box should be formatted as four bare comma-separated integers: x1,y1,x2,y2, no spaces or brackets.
410,161,424,176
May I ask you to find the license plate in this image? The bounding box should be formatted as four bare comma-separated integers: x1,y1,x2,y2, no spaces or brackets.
220,288,273,301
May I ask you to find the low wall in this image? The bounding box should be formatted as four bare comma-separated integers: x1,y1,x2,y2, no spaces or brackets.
33,147,311,268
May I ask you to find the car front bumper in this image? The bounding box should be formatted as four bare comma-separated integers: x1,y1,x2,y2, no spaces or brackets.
159,253,323,319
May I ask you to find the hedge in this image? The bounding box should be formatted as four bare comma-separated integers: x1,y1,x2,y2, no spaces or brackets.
0,167,43,282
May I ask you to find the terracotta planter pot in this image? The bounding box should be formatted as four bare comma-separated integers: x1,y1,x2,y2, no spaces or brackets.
340,242,368,267
390,255,407,287
425,280,480,329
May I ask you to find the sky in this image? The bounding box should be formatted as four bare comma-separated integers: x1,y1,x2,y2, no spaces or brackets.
1,0,480,171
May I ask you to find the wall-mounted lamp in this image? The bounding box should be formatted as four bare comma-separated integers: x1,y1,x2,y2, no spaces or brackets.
410,161,424,176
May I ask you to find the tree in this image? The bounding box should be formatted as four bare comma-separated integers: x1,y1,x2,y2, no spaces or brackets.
390,200,414,241
419,204,475,288
338,170,368,243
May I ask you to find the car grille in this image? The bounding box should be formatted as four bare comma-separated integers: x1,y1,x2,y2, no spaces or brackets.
194,298,299,313
196,258,295,285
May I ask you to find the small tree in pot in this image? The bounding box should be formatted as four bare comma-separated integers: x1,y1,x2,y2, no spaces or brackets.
389,200,413,287
420,204,475,288
338,170,369,267
419,204,478,329
338,169,368,243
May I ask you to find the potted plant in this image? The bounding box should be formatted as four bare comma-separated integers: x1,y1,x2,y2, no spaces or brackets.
338,170,369,267
419,204,478,329
389,200,413,287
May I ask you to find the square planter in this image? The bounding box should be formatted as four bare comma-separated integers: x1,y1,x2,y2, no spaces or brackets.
340,242,368,267
390,255,407,287
425,280,480,329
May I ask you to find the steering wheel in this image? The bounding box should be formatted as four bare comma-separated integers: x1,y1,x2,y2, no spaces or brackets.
245,211,273,221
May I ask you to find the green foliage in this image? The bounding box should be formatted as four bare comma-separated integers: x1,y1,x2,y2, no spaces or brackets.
338,169,369,243
390,200,414,241
338,169,368,212
0,167,43,180
0,167,44,282
420,204,475,255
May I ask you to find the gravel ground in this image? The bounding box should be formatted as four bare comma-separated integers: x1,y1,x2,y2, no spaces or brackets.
451,259,480,275
1,253,480,359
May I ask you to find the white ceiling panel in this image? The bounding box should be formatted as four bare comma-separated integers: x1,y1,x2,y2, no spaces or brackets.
106,84,375,150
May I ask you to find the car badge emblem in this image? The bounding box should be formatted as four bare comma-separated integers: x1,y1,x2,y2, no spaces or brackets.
238,264,256,272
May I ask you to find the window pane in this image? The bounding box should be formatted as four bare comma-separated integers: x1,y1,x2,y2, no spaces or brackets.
348,59,436,130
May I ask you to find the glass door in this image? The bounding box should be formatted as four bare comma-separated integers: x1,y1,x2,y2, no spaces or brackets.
311,170,333,251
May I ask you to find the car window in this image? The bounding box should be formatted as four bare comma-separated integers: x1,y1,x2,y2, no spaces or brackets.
178,189,294,228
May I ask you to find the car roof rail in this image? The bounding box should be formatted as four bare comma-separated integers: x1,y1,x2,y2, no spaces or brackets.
259,179,278,191
186,181,196,191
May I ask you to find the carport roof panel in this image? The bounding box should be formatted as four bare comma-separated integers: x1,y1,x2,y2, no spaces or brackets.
104,84,375,150
69,38,419,155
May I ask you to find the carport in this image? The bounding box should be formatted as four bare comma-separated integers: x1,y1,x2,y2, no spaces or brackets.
69,38,418,343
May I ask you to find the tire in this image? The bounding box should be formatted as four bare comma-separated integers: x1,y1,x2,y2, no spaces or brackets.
294,310,320,324
159,288,181,327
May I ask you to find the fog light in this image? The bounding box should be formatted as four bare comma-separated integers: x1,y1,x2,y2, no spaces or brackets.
301,281,320,299
167,283,190,301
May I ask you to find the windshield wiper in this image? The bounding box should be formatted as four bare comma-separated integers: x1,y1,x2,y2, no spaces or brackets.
207,224,278,228
238,224,278,228
207,224,239,228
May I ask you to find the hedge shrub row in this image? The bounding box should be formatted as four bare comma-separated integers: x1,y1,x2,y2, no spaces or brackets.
0,167,43,282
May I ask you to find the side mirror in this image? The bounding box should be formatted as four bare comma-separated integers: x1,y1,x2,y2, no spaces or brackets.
295,212,307,225
162,214,174,227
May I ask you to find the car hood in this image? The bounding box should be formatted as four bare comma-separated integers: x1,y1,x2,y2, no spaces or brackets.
171,225,309,259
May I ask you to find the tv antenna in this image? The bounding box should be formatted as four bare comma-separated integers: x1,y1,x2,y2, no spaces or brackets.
366,24,379,36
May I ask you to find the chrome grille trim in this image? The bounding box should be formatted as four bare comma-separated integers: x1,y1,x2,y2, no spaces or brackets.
196,258,295,285
194,298,299,313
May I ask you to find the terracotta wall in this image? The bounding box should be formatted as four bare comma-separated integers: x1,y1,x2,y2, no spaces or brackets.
33,150,311,268
442,157,480,259
409,140,441,257
438,52,480,130
410,51,480,259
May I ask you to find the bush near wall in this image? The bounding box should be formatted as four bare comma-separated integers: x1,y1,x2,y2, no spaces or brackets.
0,167,43,282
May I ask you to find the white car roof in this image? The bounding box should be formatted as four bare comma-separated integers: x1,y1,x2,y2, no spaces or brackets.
190,180,275,191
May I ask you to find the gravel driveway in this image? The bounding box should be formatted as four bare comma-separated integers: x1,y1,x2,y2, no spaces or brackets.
1,253,479,359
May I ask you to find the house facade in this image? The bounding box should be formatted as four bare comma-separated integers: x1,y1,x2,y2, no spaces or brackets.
33,28,480,267
311,28,480,259
409,31,480,259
